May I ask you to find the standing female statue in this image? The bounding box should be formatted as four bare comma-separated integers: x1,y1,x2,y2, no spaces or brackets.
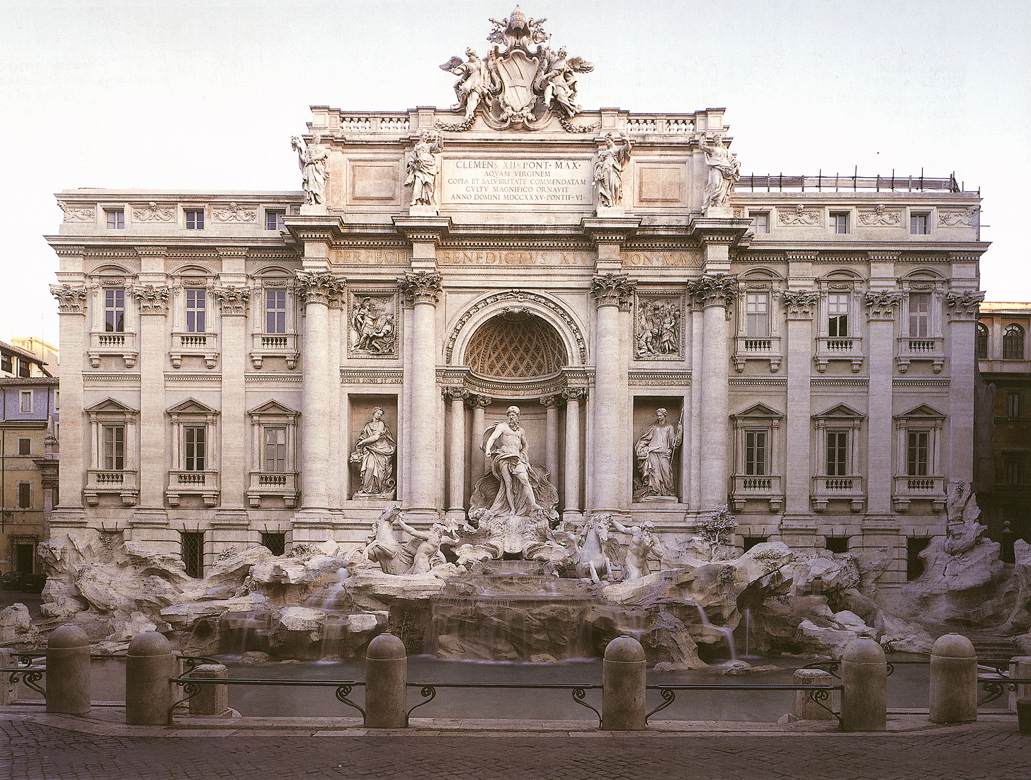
350,407,397,497
701,137,741,211
593,134,632,208
633,408,682,500
405,131,444,207
291,134,329,206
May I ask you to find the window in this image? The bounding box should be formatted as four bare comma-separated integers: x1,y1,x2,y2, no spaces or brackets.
827,293,849,337
0,352,10,373
265,209,286,231
104,288,126,333
17,438,30,456
744,430,768,476
745,292,769,337
19,390,32,413
263,426,287,472
18,482,31,509
181,532,204,578
184,425,206,471
742,536,767,552
1003,325,1025,359
1004,454,1025,487
185,288,207,333
908,293,931,338
825,536,849,554
976,323,989,359
185,208,205,230
102,424,125,470
907,537,930,581
825,430,849,476
260,532,286,556
750,212,769,234
910,212,930,235
265,289,287,334
1007,392,1022,419
906,430,930,476
831,211,849,234
105,208,125,229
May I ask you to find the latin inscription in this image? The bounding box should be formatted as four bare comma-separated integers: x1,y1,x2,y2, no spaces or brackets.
438,250,592,267
330,249,406,265
442,158,593,205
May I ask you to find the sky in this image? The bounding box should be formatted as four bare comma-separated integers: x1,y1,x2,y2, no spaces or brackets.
1,0,1029,344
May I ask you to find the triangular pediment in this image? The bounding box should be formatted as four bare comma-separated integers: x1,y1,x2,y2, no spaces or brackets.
166,398,219,416
85,397,138,415
732,402,783,420
247,400,299,418
895,403,945,420
814,403,864,420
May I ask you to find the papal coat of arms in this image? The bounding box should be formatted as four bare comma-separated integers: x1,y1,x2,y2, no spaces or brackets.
439,7,594,130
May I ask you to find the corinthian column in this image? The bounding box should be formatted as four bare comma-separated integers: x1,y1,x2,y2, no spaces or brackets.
444,387,468,519
562,387,586,520
692,274,738,510
469,394,491,478
590,273,635,513
399,271,442,517
541,395,560,487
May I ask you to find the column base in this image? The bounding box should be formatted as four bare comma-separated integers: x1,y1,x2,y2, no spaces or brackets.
778,513,820,550
49,508,87,529
289,509,336,547
445,508,467,524
131,508,169,527
402,507,443,527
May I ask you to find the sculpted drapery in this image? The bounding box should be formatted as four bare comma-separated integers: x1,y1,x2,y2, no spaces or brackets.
634,409,682,499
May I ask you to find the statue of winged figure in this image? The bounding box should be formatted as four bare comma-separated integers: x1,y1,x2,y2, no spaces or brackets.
440,48,496,121
535,47,594,118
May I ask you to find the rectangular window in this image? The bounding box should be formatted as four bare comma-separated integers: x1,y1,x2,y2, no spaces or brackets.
910,213,929,235
826,430,849,476
17,359,30,378
17,438,30,456
185,288,207,333
265,289,287,334
750,212,769,234
825,536,849,554
1,352,10,373
184,425,206,471
260,532,286,556
1004,454,1025,487
105,208,125,229
745,292,770,337
265,209,286,231
185,208,205,230
1007,392,1021,419
908,292,931,338
19,390,32,413
181,532,204,578
104,287,126,333
744,429,768,476
906,430,930,476
263,426,287,472
102,424,125,470
831,212,849,234
18,482,31,508
827,293,849,337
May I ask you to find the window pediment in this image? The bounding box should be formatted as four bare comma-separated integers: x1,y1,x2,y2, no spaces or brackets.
895,403,945,421
814,403,864,420
248,400,299,419
167,398,219,417
85,397,138,416
732,402,783,420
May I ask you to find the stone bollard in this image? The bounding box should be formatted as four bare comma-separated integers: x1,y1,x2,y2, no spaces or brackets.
602,636,646,730
125,632,175,726
365,633,407,728
188,664,229,717
841,638,886,731
1017,699,1031,735
792,668,835,720
46,625,91,715
1009,657,1031,712
929,633,977,724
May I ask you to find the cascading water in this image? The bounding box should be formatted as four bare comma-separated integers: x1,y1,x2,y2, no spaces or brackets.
693,602,737,663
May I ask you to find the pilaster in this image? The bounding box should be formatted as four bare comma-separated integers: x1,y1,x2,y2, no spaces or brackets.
945,288,985,486
782,288,819,517
864,276,903,516
561,387,587,520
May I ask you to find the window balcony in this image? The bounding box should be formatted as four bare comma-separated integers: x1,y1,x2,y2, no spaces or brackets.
83,469,138,506
249,332,299,370
730,474,784,512
811,475,865,513
170,332,219,369
814,336,864,373
166,470,219,506
896,336,945,374
732,335,782,373
247,471,299,508
87,331,138,369
892,475,946,512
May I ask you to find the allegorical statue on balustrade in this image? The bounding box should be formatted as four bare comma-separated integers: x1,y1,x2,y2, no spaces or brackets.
701,136,741,211
349,408,397,498
291,134,329,207
405,131,444,207
594,134,632,208
633,408,682,501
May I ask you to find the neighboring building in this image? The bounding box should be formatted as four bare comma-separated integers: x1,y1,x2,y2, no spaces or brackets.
43,10,987,584
975,302,1031,544
0,377,59,575
10,337,59,375
0,340,52,378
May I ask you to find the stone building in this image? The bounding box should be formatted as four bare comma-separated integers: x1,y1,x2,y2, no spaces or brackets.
1,339,52,379
974,302,1031,546
45,11,987,583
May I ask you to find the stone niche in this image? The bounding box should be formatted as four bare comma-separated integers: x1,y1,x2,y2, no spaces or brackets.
347,394,399,500
631,396,684,503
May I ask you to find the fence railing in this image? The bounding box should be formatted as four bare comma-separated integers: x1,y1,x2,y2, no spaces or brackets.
644,682,842,725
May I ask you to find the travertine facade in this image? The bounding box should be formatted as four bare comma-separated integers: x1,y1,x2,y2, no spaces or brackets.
44,11,987,584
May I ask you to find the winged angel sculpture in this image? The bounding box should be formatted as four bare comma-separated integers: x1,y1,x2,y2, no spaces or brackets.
438,8,593,130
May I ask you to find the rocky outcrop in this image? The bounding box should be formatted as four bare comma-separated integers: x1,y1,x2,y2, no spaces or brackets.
0,604,41,648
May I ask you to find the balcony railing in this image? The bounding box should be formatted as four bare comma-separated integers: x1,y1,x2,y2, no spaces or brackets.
732,335,782,372
892,474,946,512
896,336,945,374
730,474,784,512
249,332,299,370
247,471,299,508
166,470,220,507
170,332,219,369
811,475,865,513
87,331,138,368
814,336,864,373
84,469,139,506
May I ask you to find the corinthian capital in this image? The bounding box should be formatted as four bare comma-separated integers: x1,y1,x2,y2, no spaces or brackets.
211,284,251,316
780,289,820,320
944,289,986,320
127,283,171,314
295,270,344,306
864,289,903,320
398,271,443,306
49,283,88,314
689,274,738,308
590,273,636,310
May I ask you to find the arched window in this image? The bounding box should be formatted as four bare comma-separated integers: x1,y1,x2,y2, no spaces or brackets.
975,323,989,359
1003,325,1025,360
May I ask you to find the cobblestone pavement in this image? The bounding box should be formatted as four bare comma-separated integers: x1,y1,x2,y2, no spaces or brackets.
1,718,1029,779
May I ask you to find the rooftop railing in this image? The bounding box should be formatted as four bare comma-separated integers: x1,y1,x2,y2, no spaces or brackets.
736,171,964,194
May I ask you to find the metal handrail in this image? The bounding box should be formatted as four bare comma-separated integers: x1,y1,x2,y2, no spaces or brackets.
404,682,602,726
1,665,46,700
644,682,842,725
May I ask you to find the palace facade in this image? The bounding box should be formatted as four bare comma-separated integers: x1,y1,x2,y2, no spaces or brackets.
45,14,987,584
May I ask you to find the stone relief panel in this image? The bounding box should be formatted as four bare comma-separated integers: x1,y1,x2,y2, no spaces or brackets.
938,207,976,227
212,202,258,224
348,159,401,204
857,205,902,226
349,291,399,358
132,202,176,223
60,204,96,223
634,291,684,360
778,205,821,226
635,164,684,207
